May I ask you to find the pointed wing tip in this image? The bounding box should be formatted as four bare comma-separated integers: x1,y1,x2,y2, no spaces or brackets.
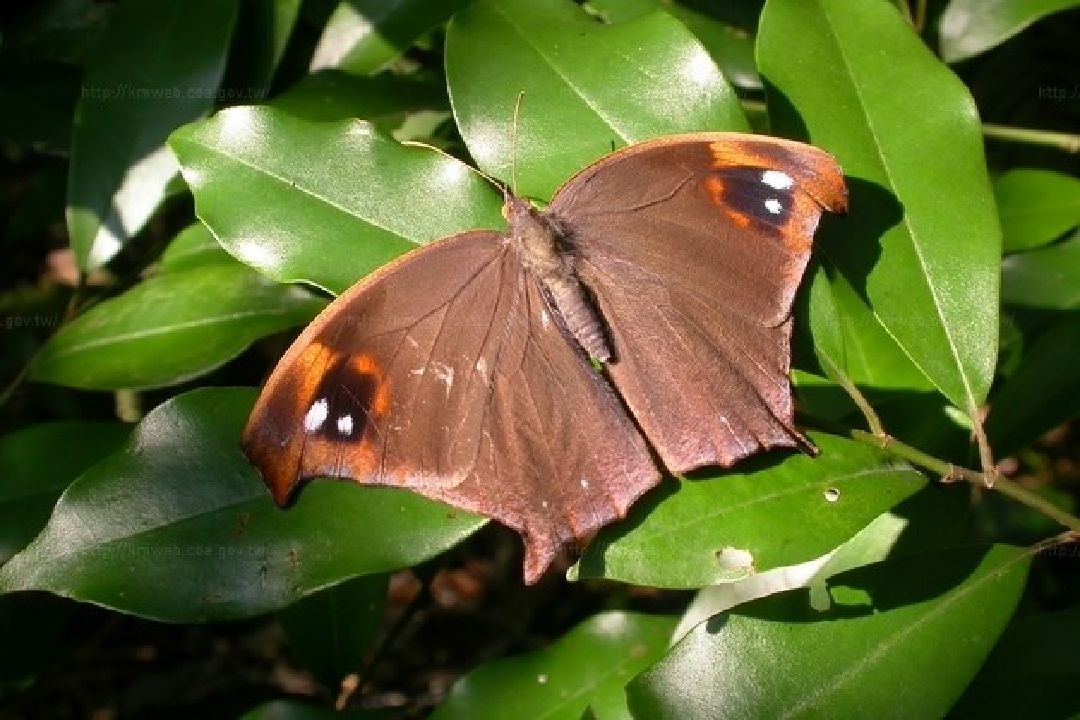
240,425,300,508
521,543,556,585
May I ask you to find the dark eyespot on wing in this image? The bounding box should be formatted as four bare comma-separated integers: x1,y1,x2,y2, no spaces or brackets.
704,166,796,230
301,353,389,442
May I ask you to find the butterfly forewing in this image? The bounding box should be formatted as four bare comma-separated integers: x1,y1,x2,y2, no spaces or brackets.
241,230,659,583
549,134,847,475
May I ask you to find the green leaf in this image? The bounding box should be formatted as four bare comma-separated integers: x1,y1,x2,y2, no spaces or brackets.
1001,231,1080,310
446,0,746,200
431,612,677,720
310,0,470,75
158,222,233,272
628,544,1031,719
278,573,387,688
995,169,1080,253
169,105,502,294
760,0,1001,415
939,0,1080,62
66,0,239,269
270,70,448,126
986,315,1080,457
29,262,325,390
0,422,130,564
574,433,926,588
587,0,762,89
805,261,934,393
0,388,486,622
952,605,1080,719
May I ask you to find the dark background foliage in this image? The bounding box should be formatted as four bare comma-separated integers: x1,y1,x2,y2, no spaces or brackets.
0,0,1078,718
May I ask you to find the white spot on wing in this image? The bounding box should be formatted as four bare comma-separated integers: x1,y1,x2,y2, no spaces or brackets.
475,357,490,387
761,170,794,190
304,398,329,434
764,198,784,215
580,478,589,490
337,414,354,436
431,362,454,396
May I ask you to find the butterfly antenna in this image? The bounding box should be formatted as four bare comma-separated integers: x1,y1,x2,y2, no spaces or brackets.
510,90,525,197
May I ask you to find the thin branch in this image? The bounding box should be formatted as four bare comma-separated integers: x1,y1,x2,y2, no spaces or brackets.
848,429,1080,532
819,355,885,436
982,124,1080,153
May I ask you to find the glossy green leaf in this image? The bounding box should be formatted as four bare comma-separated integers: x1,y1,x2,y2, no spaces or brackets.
574,433,926,588
939,0,1080,62
310,0,470,75
0,422,130,564
446,0,746,200
270,71,448,125
995,169,1080,253
0,388,486,622
628,544,1031,719
986,315,1080,457
278,573,387,688
29,262,325,390
169,105,503,294
431,612,677,720
67,0,239,269
805,261,934,393
952,605,1080,719
1001,231,1080,309
587,0,761,89
158,222,232,272
760,0,1001,415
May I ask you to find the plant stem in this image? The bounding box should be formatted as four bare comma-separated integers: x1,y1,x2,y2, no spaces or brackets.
848,429,1080,532
820,356,885,436
983,124,1080,153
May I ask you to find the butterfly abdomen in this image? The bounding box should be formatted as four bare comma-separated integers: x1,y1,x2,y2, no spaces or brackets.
504,196,612,362
542,273,611,363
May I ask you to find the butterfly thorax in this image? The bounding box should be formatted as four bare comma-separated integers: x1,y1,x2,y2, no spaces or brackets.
503,196,612,362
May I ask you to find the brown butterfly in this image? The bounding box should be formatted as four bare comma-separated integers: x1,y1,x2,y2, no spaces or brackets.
242,133,847,583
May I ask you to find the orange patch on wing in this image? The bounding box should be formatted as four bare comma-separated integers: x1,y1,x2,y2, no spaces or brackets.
294,341,336,408
705,175,751,230
350,353,391,417
709,141,771,171
350,354,380,376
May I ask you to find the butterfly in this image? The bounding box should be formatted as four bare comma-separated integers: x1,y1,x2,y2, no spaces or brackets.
242,132,847,583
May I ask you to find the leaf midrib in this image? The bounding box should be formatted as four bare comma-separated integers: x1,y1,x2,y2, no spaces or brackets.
818,0,978,412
